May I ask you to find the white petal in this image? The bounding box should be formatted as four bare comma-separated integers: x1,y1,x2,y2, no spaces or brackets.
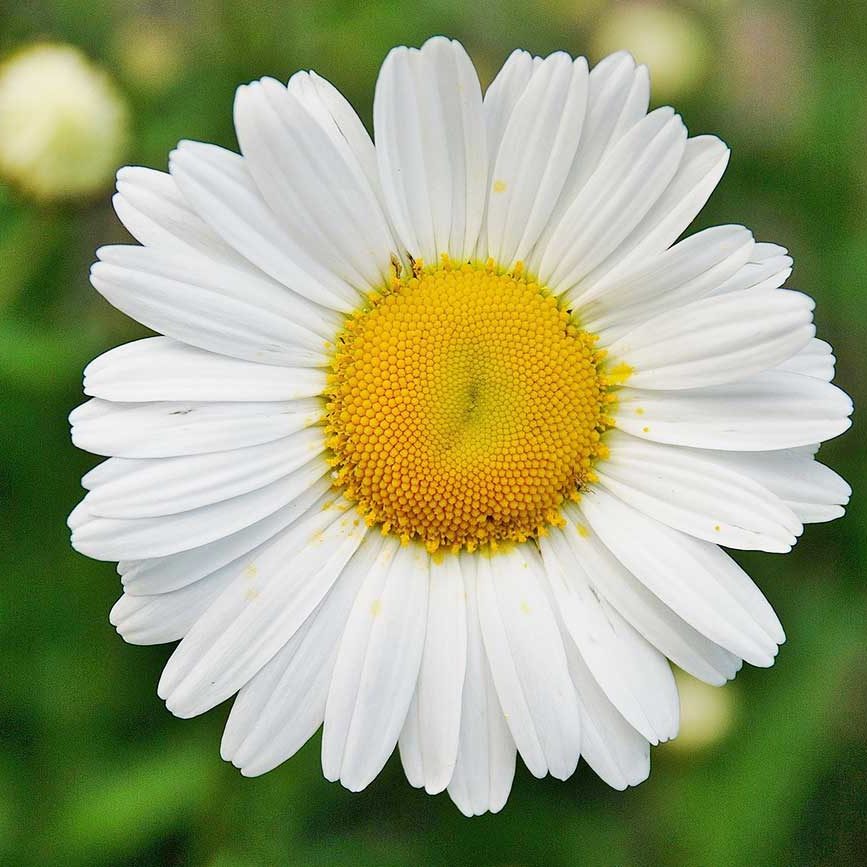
119,478,333,595
596,430,802,551
541,532,679,744
322,540,429,791
222,532,384,776
234,77,396,291
287,71,386,217
110,563,235,645
541,51,650,235
374,37,486,263
777,338,835,381
158,498,368,717
615,371,853,450
398,553,467,794
71,460,329,560
81,430,323,519
447,555,517,816
113,166,253,267
169,140,359,311
476,546,581,779
91,245,332,367
579,488,783,666
566,641,650,790
573,225,754,334
607,289,814,391
482,49,536,168
71,397,321,458
538,108,687,293
554,510,742,685
581,135,731,281
700,447,851,525
484,53,588,267
712,242,792,295
83,337,325,403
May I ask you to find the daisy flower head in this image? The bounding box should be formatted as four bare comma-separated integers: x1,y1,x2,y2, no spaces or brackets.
69,37,853,816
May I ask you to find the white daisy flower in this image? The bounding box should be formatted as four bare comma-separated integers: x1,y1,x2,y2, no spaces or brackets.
69,37,853,816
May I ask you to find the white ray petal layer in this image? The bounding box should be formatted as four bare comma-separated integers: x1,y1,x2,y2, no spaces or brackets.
222,532,385,776
71,397,321,459
398,552,467,794
158,496,368,718
374,37,486,263
83,338,326,403
322,539,429,791
447,555,517,816
595,430,802,551
476,546,581,779
541,531,679,744
579,488,783,666
615,371,852,450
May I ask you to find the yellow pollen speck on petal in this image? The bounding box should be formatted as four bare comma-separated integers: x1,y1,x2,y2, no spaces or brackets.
324,257,613,552
576,523,590,538
493,179,507,193
370,599,382,618
243,563,258,578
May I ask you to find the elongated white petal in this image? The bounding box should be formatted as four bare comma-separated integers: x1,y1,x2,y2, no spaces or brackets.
114,166,254,267
777,338,835,381
158,498,367,717
566,640,650,790
398,553,467,793
234,77,396,291
82,430,323,519
553,511,742,684
615,371,853,450
119,478,332,595
541,532,679,744
712,242,792,295
484,53,588,267
222,533,384,776
110,561,237,645
573,225,754,333
447,555,517,816
482,49,537,167
579,488,783,666
374,37,486,263
83,337,325,403
582,135,730,282
596,430,802,551
538,108,687,293
170,140,359,311
322,541,429,791
91,245,332,366
541,51,650,235
71,397,321,459
607,289,814,391
71,461,329,560
700,447,851,524
476,547,581,779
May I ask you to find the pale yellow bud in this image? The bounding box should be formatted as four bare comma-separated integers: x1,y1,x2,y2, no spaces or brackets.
669,669,737,752
0,43,129,201
592,2,711,101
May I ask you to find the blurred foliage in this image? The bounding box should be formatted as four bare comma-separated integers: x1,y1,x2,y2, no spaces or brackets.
1,0,865,864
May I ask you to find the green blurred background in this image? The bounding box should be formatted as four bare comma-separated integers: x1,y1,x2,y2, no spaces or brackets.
1,0,864,864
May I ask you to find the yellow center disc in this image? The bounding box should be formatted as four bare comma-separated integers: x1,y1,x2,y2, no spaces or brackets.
325,259,611,552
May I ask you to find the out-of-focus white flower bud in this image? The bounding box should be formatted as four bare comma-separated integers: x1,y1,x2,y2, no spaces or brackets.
592,2,711,100
0,43,129,201
670,669,737,752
